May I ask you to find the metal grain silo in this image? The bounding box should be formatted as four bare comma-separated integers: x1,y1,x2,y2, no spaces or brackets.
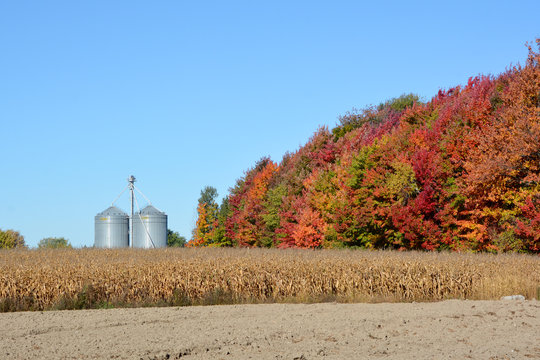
132,205,167,248
94,206,129,248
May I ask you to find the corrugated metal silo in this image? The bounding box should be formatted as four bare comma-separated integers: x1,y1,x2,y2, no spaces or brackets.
132,205,167,248
94,206,129,248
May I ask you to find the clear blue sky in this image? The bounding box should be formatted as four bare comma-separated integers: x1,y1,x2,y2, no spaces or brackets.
1,1,538,248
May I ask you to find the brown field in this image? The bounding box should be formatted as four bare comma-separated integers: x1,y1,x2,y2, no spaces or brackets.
1,248,539,311
2,300,540,359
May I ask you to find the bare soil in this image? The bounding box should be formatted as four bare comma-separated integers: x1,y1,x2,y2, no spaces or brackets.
1,300,539,359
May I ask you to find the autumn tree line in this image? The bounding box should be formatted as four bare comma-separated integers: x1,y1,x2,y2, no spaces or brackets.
189,40,540,253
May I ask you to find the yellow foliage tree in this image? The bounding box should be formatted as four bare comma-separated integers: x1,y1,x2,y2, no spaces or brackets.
0,229,26,249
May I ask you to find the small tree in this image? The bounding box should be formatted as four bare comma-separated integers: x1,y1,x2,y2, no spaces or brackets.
167,229,186,247
189,202,211,246
188,186,219,246
198,186,219,206
0,229,26,249
38,237,72,249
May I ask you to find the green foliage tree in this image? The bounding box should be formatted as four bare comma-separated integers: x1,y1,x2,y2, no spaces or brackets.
198,186,219,207
209,197,233,246
38,237,72,249
378,93,421,112
385,161,419,204
333,93,421,138
0,229,26,249
167,229,186,247
261,184,287,246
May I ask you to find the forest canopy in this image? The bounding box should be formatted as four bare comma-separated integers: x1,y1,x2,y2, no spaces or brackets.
189,40,540,253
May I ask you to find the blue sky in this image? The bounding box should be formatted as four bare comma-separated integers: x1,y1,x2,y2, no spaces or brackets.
1,1,538,247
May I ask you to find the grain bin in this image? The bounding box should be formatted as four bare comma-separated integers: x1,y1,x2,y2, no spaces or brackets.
132,205,167,248
94,206,129,248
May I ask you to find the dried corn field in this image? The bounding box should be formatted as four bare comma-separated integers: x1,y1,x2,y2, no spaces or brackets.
1,248,539,312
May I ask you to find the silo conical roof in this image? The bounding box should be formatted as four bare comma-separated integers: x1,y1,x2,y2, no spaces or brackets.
96,206,128,217
138,205,165,215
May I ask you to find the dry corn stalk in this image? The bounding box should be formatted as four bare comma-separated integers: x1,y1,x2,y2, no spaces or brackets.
0,248,538,311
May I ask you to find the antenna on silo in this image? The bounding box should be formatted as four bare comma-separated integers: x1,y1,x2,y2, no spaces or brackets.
128,175,136,247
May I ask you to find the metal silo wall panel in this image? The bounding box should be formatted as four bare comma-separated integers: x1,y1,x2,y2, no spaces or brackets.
94,216,105,248
111,217,129,247
132,214,167,248
94,215,129,248
132,216,142,248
